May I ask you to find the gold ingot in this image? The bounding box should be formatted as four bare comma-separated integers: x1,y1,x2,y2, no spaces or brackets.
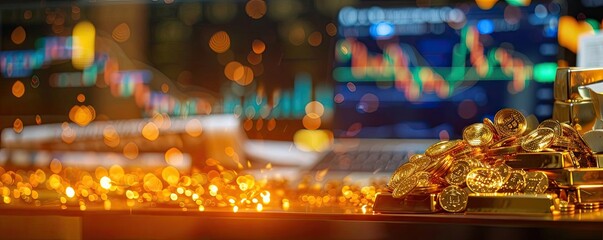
494,108,527,137
388,163,417,190
392,173,418,199
438,185,468,213
408,154,432,171
425,140,464,158
466,168,503,193
463,123,493,147
498,170,527,193
445,160,471,186
521,128,555,152
524,171,549,194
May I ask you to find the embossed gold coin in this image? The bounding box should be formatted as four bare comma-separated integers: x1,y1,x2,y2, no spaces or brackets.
445,160,471,186
538,119,562,137
388,163,417,190
499,170,526,193
524,171,549,194
408,154,432,171
494,108,527,137
438,185,468,213
414,171,432,187
392,173,418,198
465,168,503,193
521,128,555,152
463,123,494,147
493,163,512,182
425,140,464,158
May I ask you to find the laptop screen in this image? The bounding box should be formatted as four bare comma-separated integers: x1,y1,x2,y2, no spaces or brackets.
332,1,562,140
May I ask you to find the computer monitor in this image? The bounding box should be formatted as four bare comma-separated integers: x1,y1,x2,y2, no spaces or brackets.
332,1,562,139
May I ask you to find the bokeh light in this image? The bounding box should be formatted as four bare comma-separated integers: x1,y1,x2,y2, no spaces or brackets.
308,31,323,47
69,105,96,126
245,0,267,20
72,21,96,69
12,80,25,98
11,26,26,44
142,122,160,141
112,23,131,43
123,142,139,160
165,148,184,165
13,118,23,134
252,40,266,54
326,23,337,37
293,130,333,152
209,31,231,53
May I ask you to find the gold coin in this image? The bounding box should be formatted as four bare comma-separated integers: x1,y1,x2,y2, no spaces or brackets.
498,170,526,193
466,168,503,193
438,185,468,213
463,123,494,147
483,117,499,139
425,140,464,158
388,163,417,190
392,173,418,198
414,171,431,187
494,108,527,137
493,163,512,182
524,171,549,194
538,119,562,137
445,160,471,186
408,154,432,171
521,128,555,152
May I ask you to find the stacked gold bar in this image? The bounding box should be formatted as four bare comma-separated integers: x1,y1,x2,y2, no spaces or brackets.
374,107,596,214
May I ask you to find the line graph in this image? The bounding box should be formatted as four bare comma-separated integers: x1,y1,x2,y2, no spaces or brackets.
333,26,557,101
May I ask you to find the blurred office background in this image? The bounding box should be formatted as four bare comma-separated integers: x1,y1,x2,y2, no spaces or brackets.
0,0,602,150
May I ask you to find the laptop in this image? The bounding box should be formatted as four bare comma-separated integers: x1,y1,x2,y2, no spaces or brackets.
307,0,562,182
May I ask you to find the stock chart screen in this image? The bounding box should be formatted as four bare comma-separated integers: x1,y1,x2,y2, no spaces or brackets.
332,1,561,139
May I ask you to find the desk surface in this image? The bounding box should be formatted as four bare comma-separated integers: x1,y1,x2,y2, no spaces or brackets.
2,206,603,240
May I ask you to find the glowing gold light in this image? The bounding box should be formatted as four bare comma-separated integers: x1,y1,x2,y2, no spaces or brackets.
233,205,239,213
282,199,290,211
185,119,203,137
308,31,322,47
100,176,112,190
245,0,267,19
209,31,231,53
326,23,337,37
77,94,86,103
11,26,26,45
123,142,139,159
302,114,321,130
66,186,75,198
103,126,120,148
112,23,131,43
142,122,160,141
50,159,62,174
198,205,205,211
165,147,183,165
475,0,498,10
162,166,180,186
35,115,42,125
13,118,23,133
247,52,262,65
109,165,125,182
72,21,95,69
12,80,25,98
293,129,333,152
224,61,243,81
69,105,95,126
305,101,325,117
233,66,254,86
252,40,266,54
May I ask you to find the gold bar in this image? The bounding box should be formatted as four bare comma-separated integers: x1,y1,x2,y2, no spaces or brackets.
466,193,555,214
557,168,603,186
574,186,603,203
373,192,440,213
552,101,596,135
505,152,574,170
554,67,603,101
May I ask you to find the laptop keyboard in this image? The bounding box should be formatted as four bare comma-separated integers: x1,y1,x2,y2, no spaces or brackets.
311,150,411,172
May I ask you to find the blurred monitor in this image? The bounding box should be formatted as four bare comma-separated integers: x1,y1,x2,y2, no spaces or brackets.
332,1,562,139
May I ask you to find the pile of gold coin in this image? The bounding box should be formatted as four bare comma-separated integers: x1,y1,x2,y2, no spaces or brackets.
386,108,594,213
